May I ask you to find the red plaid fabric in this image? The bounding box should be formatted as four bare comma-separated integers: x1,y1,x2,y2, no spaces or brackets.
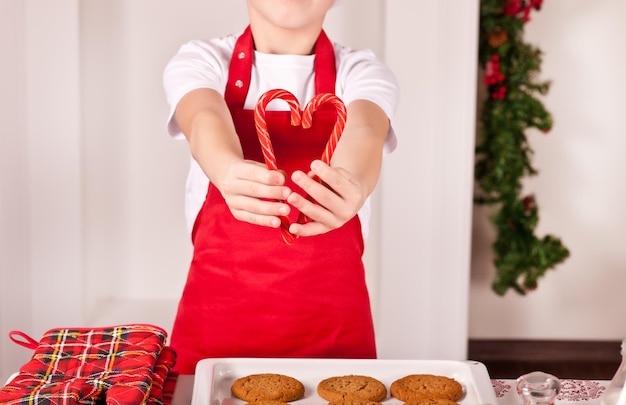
144,348,177,405
0,324,177,405
158,372,178,405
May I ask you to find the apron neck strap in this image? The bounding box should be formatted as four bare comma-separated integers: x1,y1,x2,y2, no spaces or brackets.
225,25,336,109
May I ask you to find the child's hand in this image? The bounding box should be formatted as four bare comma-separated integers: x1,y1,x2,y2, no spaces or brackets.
287,160,367,237
218,160,292,228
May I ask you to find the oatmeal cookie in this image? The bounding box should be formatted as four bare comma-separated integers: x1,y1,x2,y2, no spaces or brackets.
390,374,463,402
317,375,387,403
231,373,305,402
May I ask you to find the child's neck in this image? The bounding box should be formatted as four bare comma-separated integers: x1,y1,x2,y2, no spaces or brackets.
250,23,321,55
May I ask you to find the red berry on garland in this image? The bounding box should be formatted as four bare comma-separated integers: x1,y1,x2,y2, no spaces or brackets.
484,56,506,86
523,195,537,214
492,85,507,99
504,0,521,16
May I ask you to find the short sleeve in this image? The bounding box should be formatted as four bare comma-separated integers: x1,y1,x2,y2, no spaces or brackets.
162,36,236,139
335,47,399,154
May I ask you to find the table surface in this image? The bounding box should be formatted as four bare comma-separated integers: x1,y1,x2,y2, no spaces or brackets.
172,376,611,405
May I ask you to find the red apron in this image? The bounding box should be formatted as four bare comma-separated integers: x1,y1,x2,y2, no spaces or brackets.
170,26,376,374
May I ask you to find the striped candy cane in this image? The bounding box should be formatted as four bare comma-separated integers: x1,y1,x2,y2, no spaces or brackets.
254,90,348,243
254,89,302,171
254,89,302,245
297,93,347,225
302,92,347,166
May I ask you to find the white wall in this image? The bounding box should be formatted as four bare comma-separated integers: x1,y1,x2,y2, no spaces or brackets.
0,0,478,382
0,0,84,382
378,1,478,359
469,0,626,340
0,0,31,384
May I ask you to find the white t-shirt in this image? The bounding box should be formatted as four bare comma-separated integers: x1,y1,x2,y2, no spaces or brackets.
163,31,399,240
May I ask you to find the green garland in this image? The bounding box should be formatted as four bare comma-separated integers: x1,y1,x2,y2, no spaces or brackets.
475,0,569,295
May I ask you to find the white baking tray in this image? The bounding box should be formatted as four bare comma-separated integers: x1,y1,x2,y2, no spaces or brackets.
192,358,498,405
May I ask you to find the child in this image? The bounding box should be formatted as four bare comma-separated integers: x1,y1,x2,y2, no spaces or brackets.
163,0,398,374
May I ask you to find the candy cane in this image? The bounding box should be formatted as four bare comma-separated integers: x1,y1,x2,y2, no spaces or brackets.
254,89,302,245
255,89,302,171
254,90,348,242
302,92,347,166
298,93,348,225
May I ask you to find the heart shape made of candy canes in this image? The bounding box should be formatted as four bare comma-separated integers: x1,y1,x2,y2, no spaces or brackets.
254,89,347,245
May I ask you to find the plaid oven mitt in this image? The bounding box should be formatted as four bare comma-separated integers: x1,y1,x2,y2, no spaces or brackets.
145,347,177,405
0,324,176,405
